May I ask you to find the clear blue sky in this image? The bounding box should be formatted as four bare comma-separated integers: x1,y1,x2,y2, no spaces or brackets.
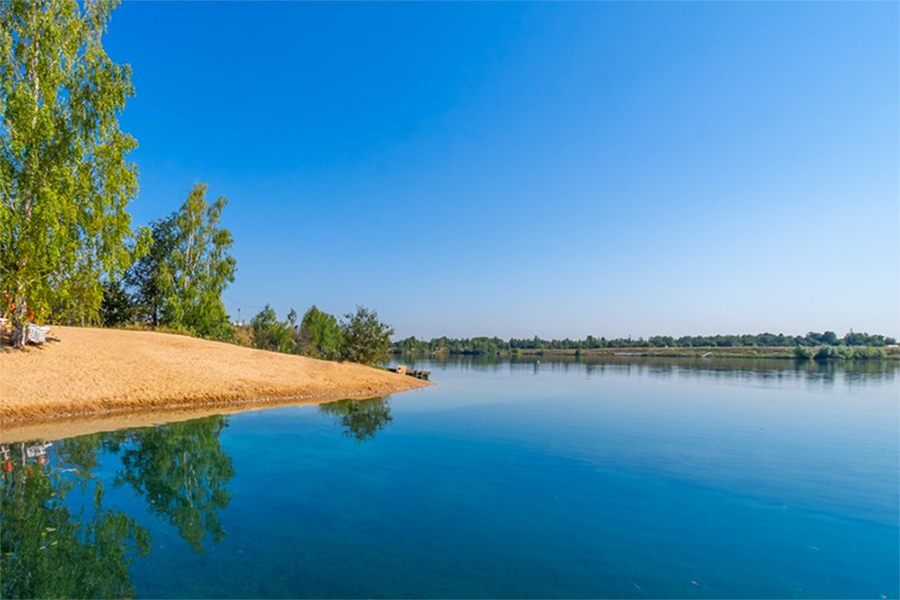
105,2,899,340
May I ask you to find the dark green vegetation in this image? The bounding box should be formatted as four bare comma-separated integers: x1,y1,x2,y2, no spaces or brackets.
394,331,898,360
247,305,394,367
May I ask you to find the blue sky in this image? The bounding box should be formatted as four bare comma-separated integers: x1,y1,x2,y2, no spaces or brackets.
105,2,899,340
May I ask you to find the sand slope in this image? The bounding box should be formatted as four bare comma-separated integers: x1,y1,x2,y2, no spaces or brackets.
0,326,430,425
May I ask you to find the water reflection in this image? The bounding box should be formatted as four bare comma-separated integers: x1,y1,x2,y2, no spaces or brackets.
1,417,236,598
319,397,393,443
0,400,395,597
0,442,150,599
107,417,235,553
396,353,899,388
1,360,895,599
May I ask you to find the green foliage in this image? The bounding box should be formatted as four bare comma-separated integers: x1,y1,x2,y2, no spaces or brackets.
340,305,394,365
834,345,854,360
814,346,839,361
395,330,898,356
247,303,395,365
853,346,887,360
160,184,236,340
250,304,295,354
127,184,236,340
299,305,342,360
794,345,815,360
125,214,176,326
0,0,147,345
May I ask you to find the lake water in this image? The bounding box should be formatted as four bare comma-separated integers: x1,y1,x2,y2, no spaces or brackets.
2,357,898,599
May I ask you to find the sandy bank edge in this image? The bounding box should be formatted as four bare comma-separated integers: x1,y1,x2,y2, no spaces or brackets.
0,326,432,439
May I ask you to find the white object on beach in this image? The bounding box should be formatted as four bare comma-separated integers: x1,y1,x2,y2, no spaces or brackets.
27,323,50,343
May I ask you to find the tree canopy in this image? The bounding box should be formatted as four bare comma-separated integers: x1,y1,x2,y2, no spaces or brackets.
394,331,898,355
1,0,146,346
244,304,395,366
249,304,295,353
127,183,236,340
340,306,394,365
299,305,342,360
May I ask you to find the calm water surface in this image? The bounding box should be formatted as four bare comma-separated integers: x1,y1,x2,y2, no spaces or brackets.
2,358,898,598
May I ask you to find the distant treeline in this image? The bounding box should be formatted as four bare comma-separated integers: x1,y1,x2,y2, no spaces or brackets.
393,331,897,355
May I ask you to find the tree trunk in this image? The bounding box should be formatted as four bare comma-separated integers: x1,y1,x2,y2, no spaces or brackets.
11,296,28,348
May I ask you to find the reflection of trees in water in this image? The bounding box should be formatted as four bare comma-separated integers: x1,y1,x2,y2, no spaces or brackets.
1,416,236,598
320,397,393,442
109,416,235,553
55,417,235,552
0,443,150,599
397,353,899,387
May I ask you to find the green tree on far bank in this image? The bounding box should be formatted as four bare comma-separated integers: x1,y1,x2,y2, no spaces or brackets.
1,0,147,346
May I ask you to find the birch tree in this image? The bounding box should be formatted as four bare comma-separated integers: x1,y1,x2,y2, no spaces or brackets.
0,0,144,346
128,183,236,340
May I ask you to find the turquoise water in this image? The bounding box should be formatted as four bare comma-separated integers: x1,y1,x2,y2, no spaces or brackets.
2,358,898,598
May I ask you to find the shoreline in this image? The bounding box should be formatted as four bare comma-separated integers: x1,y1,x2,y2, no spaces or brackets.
397,346,900,360
0,389,426,444
0,326,431,438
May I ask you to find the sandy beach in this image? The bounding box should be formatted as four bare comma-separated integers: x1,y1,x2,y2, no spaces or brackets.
0,326,430,440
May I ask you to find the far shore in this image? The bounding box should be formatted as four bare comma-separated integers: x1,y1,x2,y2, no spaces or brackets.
0,326,430,441
400,346,900,360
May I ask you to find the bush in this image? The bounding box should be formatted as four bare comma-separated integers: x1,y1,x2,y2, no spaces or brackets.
794,346,815,359
854,346,887,360
250,305,295,353
814,346,835,361
340,306,394,366
299,306,342,361
834,345,854,360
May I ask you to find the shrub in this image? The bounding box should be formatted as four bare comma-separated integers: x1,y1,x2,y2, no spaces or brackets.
298,306,342,361
854,346,887,360
834,345,854,360
250,305,295,353
794,346,815,359
340,306,394,366
814,346,835,361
